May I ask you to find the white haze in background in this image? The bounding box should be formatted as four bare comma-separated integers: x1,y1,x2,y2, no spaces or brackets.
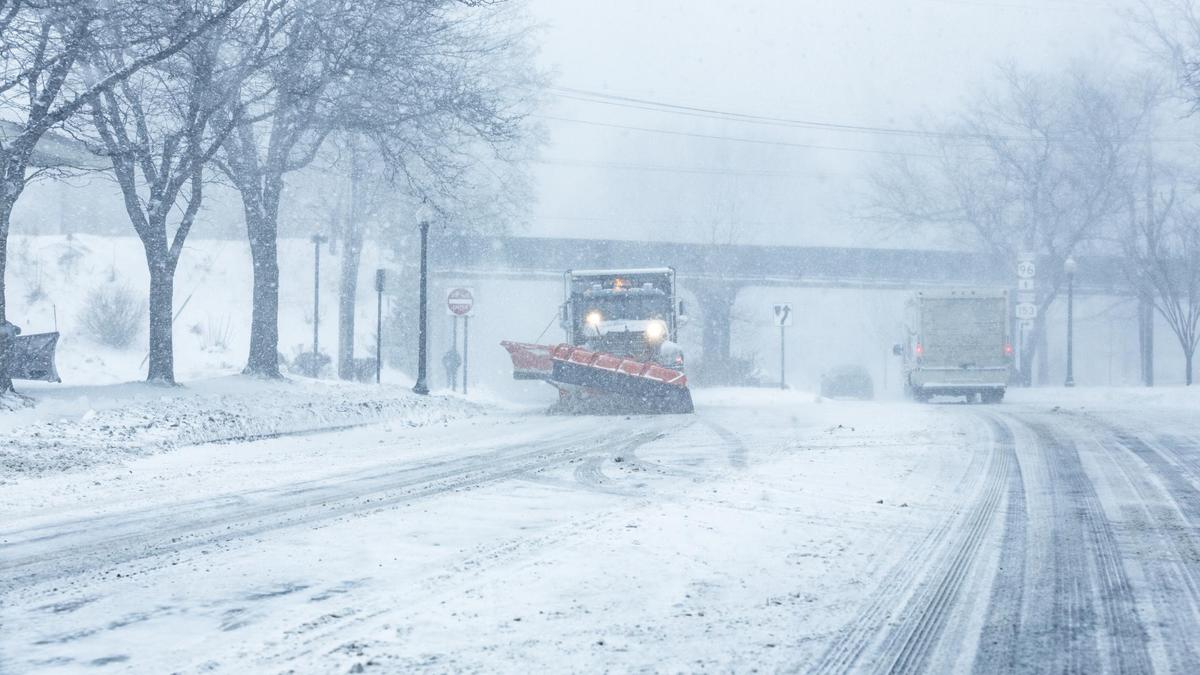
526,0,1133,248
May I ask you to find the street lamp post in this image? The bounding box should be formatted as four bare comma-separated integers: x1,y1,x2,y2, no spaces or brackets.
311,233,327,377
1064,256,1077,388
412,205,432,395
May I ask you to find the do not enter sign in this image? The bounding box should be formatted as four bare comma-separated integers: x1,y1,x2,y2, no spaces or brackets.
446,287,475,316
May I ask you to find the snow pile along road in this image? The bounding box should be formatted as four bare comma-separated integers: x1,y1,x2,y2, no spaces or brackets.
0,377,480,479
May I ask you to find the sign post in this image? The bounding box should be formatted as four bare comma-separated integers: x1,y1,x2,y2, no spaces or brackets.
773,303,793,390
310,234,327,377
446,287,475,395
1015,252,1037,385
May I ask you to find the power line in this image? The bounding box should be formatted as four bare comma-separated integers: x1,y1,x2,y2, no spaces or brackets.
533,157,848,178
550,85,1199,145
551,87,980,141
917,0,1105,12
531,214,808,228
533,113,944,159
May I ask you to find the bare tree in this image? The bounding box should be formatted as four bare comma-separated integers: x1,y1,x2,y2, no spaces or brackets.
0,0,246,392
86,4,272,383
1123,150,1200,384
869,66,1145,385
328,135,393,380
221,0,538,378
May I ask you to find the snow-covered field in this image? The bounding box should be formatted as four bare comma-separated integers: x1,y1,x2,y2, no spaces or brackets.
5,385,1199,673
4,234,393,386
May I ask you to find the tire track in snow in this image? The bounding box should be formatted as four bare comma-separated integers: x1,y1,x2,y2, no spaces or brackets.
254,429,678,669
699,418,748,468
0,421,676,591
806,412,998,675
1022,418,1152,675
1073,418,1200,672
969,417,1027,675
865,413,1015,675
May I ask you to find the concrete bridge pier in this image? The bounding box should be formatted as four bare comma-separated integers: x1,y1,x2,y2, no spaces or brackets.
683,279,744,386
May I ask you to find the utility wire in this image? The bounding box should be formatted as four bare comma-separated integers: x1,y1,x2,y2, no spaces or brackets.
917,0,1104,12
534,113,944,159
533,157,845,178
550,86,1199,145
551,88,983,141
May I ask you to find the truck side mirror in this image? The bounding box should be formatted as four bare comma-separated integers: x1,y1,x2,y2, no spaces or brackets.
558,303,569,328
892,344,904,356
677,300,689,326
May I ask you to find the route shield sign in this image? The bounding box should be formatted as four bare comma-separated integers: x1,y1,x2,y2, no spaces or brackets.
1017,252,1036,280
1015,303,1037,320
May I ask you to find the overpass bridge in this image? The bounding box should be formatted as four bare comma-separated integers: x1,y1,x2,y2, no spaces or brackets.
432,233,1127,294
429,233,1136,381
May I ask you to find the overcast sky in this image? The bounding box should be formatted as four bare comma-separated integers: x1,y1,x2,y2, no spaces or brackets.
523,0,1137,248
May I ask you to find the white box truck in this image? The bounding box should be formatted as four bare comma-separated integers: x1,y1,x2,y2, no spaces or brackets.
894,289,1013,403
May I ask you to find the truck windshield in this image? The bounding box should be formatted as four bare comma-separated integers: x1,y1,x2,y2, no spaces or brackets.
577,294,671,322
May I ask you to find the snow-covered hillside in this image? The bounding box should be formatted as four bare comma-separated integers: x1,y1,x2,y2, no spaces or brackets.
6,234,392,386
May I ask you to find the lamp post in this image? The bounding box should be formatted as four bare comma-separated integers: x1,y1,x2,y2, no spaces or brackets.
1064,256,1077,388
412,203,432,395
311,233,327,377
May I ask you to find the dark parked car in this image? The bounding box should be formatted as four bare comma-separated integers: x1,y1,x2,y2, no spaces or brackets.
820,365,874,400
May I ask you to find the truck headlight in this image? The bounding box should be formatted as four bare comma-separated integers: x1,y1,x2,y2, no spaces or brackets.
585,310,603,327
644,320,667,342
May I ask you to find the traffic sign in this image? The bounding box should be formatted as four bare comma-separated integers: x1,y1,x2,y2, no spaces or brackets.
1019,319,1035,331
446,287,475,316
1017,278,1034,291
773,304,793,327
1015,303,1037,320
1017,261,1036,279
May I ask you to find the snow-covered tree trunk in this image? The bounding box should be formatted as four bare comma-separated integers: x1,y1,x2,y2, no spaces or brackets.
337,233,363,380
145,255,177,384
337,142,367,381
1139,293,1155,387
0,189,19,393
243,177,284,378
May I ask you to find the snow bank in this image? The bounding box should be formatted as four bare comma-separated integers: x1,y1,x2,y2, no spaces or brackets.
1005,385,1200,410
0,376,481,479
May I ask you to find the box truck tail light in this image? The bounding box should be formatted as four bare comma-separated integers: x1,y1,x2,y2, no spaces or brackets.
1004,343,1014,358
914,343,924,357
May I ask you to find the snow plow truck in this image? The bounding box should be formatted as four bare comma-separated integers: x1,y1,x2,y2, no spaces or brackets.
502,268,694,414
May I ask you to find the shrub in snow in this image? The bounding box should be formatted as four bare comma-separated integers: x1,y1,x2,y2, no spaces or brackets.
290,350,332,378
80,284,145,348
200,315,233,352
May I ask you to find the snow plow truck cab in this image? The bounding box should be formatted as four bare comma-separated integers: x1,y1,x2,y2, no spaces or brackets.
502,268,694,414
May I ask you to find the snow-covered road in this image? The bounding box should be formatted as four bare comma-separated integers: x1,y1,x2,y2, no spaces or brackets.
3,390,1199,673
